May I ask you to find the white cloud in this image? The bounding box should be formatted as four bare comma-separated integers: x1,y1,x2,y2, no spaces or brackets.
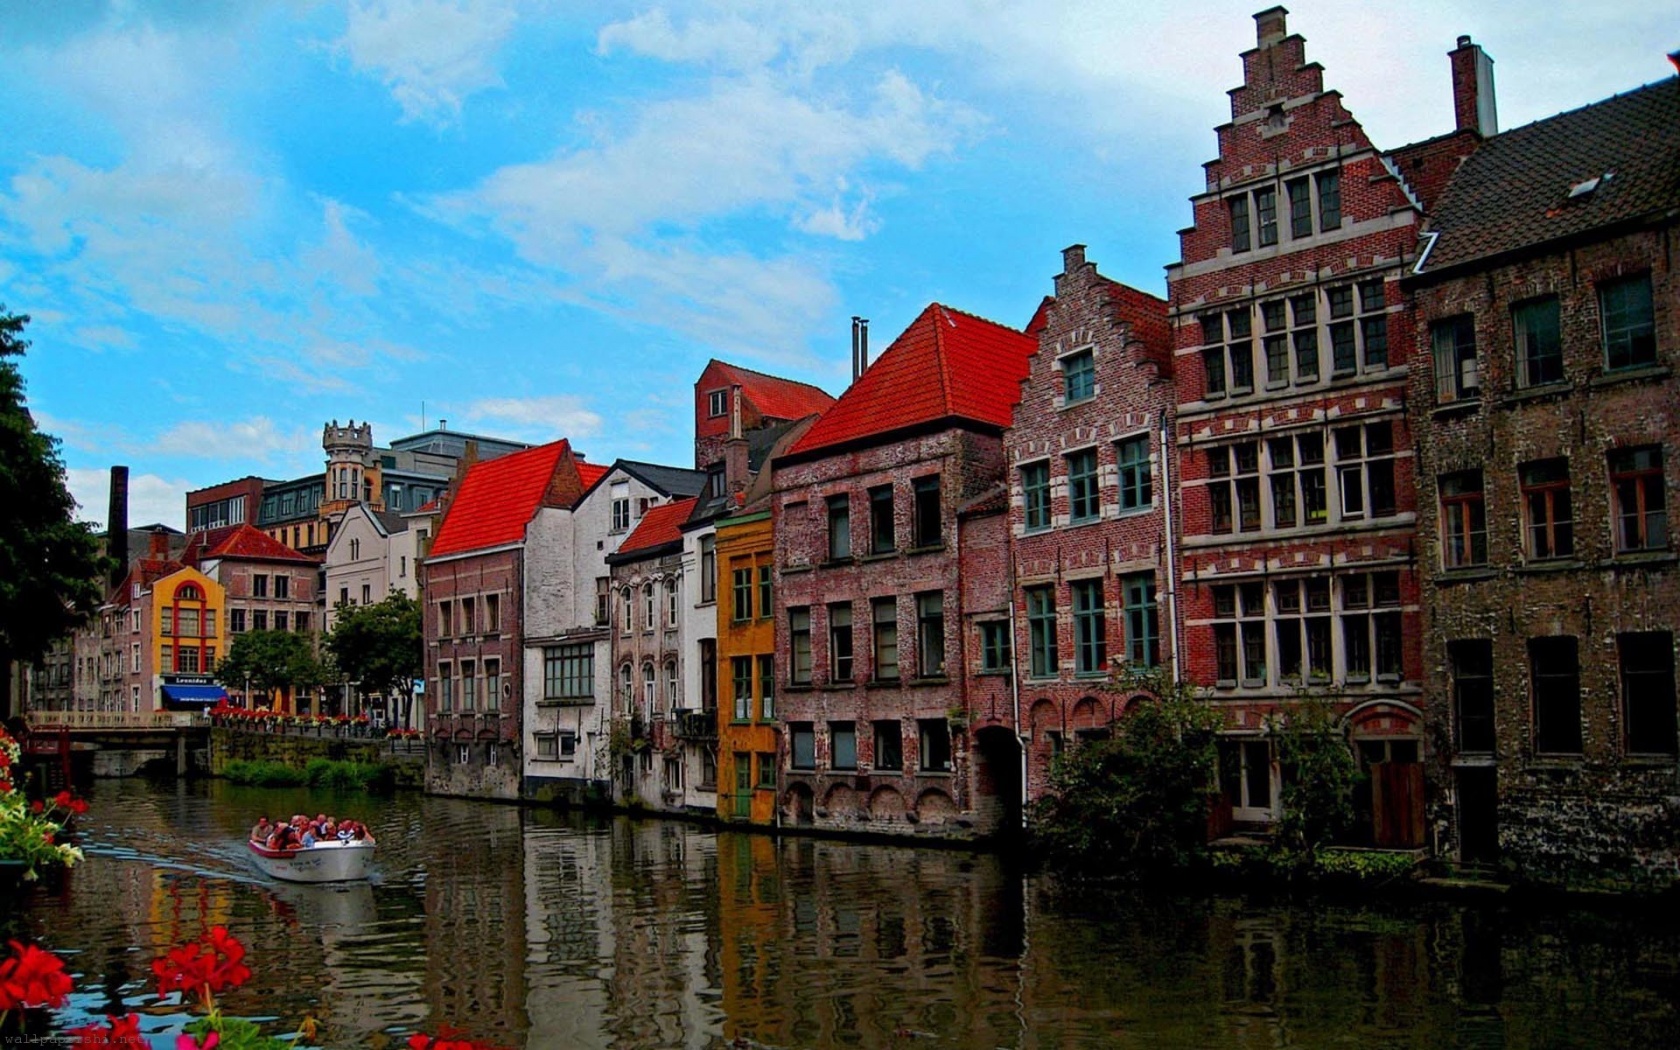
66,467,190,532
463,395,602,440
338,0,519,125
152,417,317,462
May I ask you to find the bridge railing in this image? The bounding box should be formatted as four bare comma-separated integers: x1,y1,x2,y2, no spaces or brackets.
26,710,210,731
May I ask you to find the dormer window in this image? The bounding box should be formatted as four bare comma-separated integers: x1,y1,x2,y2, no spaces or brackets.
707,389,728,417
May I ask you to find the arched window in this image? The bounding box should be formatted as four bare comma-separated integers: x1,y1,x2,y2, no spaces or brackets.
177,585,201,601
621,588,633,633
665,660,679,711
643,663,657,709
619,664,633,711
643,583,655,628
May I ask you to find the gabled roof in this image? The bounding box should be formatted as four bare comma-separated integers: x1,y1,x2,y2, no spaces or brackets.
788,303,1037,458
186,524,319,565
577,461,609,491
609,497,699,561
428,439,576,558
704,360,835,421
582,460,708,503
1415,77,1680,276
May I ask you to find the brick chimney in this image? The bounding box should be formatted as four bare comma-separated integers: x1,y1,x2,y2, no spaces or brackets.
723,384,750,494
1450,35,1498,137
1254,6,1288,49
108,465,129,587
148,526,169,559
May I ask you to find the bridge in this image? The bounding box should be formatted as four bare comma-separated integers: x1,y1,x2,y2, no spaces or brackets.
21,710,212,781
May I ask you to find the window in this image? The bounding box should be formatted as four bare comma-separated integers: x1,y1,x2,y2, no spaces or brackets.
294,612,308,633
1212,583,1267,685
873,720,903,771
484,593,500,633
916,591,946,677
160,644,173,673
1600,274,1656,370
338,586,350,609
460,597,475,635
560,732,577,758
828,603,853,682
1513,297,1563,387
1063,348,1096,403
758,564,772,620
660,577,677,626
1027,585,1056,678
1291,295,1319,381
1340,572,1402,682
1203,344,1226,399
595,577,610,626
620,588,633,634
1334,421,1397,521
178,646,200,673
912,476,942,547
252,574,268,598
830,722,857,770
1229,195,1251,253
1287,177,1312,239
732,567,753,622
1449,640,1495,753
544,644,593,700
251,610,267,631
535,734,558,759
791,723,816,769
827,495,851,560
700,639,717,712
1220,739,1273,817
1262,300,1289,386
1121,573,1159,668
756,752,776,788
918,719,952,772
1358,281,1388,369
1206,443,1260,534
869,485,895,553
700,535,717,603
274,575,290,599
1067,449,1099,523
666,661,679,710
486,658,502,707
1531,636,1582,755
980,621,1012,673
1610,447,1667,552
789,608,812,684
1520,459,1574,559
1116,436,1152,511
1440,471,1488,568
1432,315,1480,403
459,659,476,712
619,664,633,710
1316,170,1341,231
758,655,775,720
273,611,288,632
643,663,657,711
611,482,631,532
708,388,728,417
642,584,655,630
161,608,175,636
438,662,453,712
1621,632,1677,756
360,584,371,606
1254,186,1277,247
1328,286,1357,375
1071,580,1105,675
872,598,899,681
1022,461,1051,531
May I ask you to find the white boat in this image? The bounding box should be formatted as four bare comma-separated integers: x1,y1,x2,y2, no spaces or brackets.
247,838,375,883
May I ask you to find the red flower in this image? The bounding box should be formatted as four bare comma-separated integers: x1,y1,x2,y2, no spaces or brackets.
406,1031,508,1050
0,940,74,1011
152,927,251,1005
176,1032,219,1050
69,1013,145,1047
70,798,90,815
30,800,43,814
54,790,74,809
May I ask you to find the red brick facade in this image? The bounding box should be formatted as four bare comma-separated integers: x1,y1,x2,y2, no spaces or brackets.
425,548,524,799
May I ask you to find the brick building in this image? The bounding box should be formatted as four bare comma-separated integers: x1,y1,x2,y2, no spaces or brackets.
771,303,1034,837
1406,74,1680,884
1006,245,1173,803
1166,8,1457,844
423,438,595,799
183,524,321,711
693,360,834,482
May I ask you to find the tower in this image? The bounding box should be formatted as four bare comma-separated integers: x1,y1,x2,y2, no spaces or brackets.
322,420,380,516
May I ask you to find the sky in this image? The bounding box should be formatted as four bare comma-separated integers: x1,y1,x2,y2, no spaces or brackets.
1,0,1671,530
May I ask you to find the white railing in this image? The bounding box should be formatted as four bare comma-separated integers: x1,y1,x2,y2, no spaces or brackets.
26,710,210,731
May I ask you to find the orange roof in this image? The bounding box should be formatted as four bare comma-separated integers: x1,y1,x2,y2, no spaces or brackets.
185,524,318,565
789,304,1036,457
429,440,575,558
577,461,609,490
707,361,834,421
613,497,699,559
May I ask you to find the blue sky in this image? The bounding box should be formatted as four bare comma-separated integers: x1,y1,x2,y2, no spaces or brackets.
1,1,1670,529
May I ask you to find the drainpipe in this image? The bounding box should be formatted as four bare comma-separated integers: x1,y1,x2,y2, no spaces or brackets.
1160,411,1182,683
1007,547,1027,829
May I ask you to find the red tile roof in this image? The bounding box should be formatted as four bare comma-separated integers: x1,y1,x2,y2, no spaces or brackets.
708,361,835,421
185,524,318,565
429,439,575,558
577,461,609,491
789,304,1036,457
614,497,699,558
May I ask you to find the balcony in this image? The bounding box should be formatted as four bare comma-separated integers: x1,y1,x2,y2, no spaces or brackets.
671,708,718,742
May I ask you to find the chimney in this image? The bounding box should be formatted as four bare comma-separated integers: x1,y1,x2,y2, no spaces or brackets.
1062,243,1087,274
1255,6,1288,49
108,466,129,586
724,384,750,494
851,316,861,382
148,526,169,559
859,318,869,375
1450,35,1498,137
439,418,448,432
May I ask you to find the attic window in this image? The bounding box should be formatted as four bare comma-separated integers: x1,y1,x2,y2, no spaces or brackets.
1567,172,1614,200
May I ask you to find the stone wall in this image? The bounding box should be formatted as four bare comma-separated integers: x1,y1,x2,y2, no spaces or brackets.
209,728,425,789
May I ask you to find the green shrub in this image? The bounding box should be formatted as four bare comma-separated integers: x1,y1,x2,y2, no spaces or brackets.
222,760,307,787
224,758,393,792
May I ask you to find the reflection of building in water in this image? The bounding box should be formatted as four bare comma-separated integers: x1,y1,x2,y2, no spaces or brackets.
521,809,619,1050
420,802,528,1047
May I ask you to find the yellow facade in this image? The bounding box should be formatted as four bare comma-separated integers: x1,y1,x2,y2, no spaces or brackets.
715,510,780,824
151,568,225,692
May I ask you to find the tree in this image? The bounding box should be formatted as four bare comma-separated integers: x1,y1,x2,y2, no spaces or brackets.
216,630,324,711
323,592,422,728
1269,698,1362,855
0,308,107,718
1032,669,1224,873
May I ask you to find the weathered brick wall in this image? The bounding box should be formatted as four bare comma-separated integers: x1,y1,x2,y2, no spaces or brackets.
423,548,524,799
1408,224,1680,885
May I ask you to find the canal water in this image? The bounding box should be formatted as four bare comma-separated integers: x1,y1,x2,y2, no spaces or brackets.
5,778,1677,1048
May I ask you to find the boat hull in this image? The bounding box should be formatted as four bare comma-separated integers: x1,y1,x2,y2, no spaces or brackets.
247,839,374,883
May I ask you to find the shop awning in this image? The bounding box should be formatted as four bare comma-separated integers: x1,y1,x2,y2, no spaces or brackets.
161,684,228,705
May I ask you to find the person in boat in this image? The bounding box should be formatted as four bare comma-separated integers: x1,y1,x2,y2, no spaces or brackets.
250,816,271,843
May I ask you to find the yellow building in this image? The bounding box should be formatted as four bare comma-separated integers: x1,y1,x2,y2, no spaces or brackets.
715,508,779,824
151,567,228,707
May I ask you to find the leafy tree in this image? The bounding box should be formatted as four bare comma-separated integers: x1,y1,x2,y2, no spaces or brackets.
216,630,324,710
323,592,422,728
1032,669,1224,872
1270,698,1362,854
0,308,107,718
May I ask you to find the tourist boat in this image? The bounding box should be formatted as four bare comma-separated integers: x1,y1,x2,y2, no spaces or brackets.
247,838,375,883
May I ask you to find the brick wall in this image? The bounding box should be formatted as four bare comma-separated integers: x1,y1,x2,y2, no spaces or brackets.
424,548,524,799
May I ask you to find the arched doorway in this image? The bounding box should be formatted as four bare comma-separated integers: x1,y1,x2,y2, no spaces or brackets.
973,725,1024,839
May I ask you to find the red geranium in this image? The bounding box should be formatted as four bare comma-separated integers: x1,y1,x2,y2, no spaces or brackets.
68,1013,145,1047
0,940,73,1011
151,927,251,1008
407,1029,508,1050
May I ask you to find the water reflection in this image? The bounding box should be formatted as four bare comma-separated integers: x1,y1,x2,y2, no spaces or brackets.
3,779,1677,1048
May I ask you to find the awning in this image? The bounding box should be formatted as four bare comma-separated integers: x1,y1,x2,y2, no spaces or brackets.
161,684,229,705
